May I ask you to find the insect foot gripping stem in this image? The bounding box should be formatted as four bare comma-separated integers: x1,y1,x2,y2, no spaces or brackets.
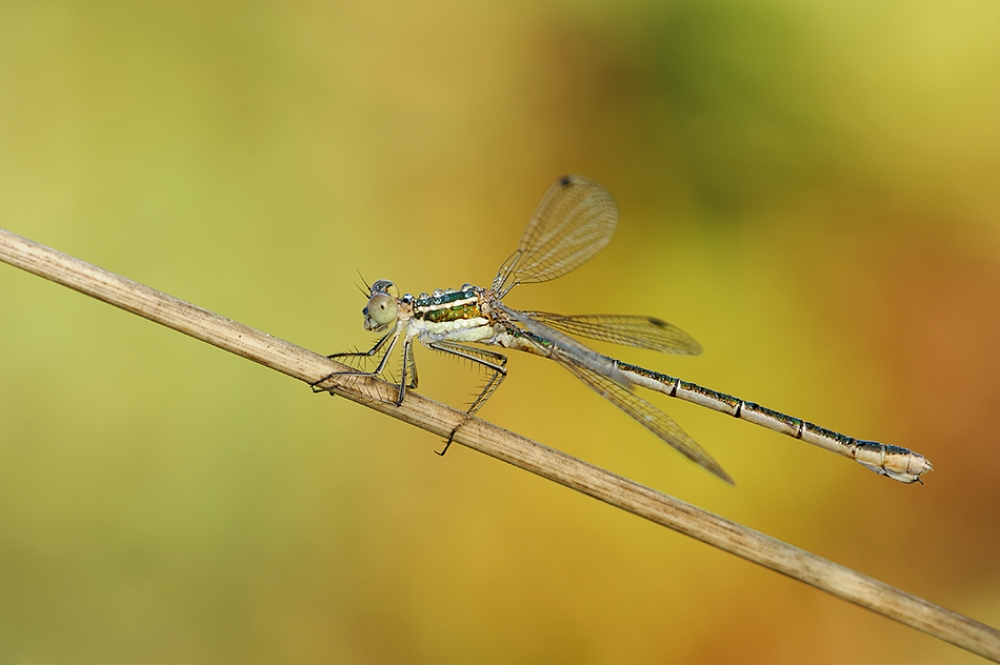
436,420,467,457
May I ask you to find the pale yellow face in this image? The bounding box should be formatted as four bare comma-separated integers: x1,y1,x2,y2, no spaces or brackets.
362,280,399,331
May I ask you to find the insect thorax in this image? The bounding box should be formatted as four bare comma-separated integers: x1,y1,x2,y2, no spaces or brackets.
412,286,483,324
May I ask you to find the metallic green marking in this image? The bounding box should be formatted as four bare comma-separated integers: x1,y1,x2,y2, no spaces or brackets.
414,288,482,324
423,302,482,323
744,402,803,430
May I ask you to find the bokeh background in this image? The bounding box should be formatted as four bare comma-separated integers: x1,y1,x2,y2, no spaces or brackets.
2,1,999,663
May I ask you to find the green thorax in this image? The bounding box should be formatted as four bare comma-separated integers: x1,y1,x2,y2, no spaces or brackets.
413,287,483,324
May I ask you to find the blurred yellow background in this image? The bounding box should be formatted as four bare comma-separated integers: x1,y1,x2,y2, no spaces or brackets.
2,1,999,663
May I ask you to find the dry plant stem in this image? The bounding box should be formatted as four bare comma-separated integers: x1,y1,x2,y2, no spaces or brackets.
2,227,999,662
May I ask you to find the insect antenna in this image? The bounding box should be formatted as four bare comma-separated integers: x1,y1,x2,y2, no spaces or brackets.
356,270,372,296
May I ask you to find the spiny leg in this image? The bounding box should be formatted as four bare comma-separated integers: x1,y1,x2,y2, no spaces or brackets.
394,337,416,406
426,341,508,456
311,329,400,396
404,337,418,391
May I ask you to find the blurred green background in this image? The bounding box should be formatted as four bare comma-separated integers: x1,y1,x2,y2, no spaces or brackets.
2,1,999,663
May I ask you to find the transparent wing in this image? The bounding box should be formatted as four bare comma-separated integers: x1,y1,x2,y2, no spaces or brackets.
560,361,734,484
495,302,632,387
520,312,702,356
493,175,618,298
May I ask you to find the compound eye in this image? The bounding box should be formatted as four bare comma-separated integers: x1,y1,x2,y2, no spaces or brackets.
366,292,398,326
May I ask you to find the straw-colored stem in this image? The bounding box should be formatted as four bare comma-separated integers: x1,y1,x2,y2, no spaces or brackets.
1,226,998,662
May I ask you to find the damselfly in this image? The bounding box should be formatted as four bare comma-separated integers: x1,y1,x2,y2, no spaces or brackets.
316,176,932,484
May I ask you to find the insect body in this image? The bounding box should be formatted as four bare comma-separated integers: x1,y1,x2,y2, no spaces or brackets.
317,176,932,485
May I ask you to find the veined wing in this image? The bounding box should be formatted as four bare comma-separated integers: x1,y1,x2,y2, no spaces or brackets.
496,302,633,388
493,175,618,298
520,312,702,356
560,360,733,484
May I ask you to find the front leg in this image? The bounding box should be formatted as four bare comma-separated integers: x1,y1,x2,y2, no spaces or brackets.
311,329,401,400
